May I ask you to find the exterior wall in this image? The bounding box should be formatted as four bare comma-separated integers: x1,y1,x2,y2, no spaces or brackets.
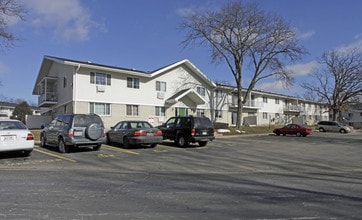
35,57,331,128
50,62,74,105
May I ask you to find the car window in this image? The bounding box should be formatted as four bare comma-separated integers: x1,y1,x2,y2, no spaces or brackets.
194,117,213,127
0,121,27,130
165,118,176,128
74,115,102,127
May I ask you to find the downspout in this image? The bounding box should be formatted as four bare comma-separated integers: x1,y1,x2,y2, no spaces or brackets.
73,64,80,113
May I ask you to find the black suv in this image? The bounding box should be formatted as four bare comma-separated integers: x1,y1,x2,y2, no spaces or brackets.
40,114,106,153
158,116,215,147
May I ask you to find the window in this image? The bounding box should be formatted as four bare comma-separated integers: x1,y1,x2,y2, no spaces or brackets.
215,89,223,98
197,86,206,96
262,112,268,119
275,98,279,104
127,77,139,89
196,109,205,117
275,113,280,118
155,106,165,116
89,102,111,115
156,81,166,92
90,72,111,85
215,110,222,118
63,76,67,88
126,105,139,116
263,97,268,103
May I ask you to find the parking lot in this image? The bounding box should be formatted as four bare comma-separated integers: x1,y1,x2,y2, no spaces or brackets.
1,131,361,219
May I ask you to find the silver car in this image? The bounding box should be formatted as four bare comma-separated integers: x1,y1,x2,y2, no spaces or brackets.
317,121,351,133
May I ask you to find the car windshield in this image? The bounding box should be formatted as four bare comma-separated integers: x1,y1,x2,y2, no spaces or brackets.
0,121,27,130
74,115,102,127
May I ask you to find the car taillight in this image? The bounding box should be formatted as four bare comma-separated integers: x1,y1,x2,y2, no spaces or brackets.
134,131,146,136
27,133,34,141
68,129,74,138
153,130,163,136
191,128,196,136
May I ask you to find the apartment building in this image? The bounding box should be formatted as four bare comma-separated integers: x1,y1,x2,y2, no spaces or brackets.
32,56,329,129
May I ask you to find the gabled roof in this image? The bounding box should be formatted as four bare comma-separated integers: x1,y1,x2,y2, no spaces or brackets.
33,56,216,94
165,88,207,105
150,59,216,88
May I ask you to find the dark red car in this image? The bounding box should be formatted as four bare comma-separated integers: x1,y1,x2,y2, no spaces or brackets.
273,124,313,137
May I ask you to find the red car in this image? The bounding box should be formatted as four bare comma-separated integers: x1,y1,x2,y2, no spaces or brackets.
273,124,313,137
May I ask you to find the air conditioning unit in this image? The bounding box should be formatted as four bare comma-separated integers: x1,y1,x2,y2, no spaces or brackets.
97,85,105,92
157,92,165,99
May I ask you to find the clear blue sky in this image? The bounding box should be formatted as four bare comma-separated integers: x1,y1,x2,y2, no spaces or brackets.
1,0,361,104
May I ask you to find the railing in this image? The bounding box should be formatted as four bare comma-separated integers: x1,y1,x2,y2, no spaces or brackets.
230,100,263,108
283,105,304,112
38,92,58,104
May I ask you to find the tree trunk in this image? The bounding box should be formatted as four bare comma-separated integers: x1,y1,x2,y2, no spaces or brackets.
236,86,243,129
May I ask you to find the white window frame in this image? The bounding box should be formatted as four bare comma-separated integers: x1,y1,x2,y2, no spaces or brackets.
127,77,140,89
197,86,206,96
126,105,139,116
155,106,165,116
156,81,166,92
90,72,111,86
89,102,111,115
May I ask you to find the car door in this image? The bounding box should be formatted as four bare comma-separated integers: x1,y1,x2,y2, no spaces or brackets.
108,122,124,143
45,119,58,145
160,117,177,139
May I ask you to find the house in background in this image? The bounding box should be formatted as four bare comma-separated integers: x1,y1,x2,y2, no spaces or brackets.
0,101,40,119
341,103,362,129
32,55,329,129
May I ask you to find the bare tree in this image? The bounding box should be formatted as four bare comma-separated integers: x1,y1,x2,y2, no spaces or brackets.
181,1,306,128
301,49,362,121
0,0,26,52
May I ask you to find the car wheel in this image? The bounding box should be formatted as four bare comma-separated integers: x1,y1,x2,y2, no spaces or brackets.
296,132,301,137
282,133,286,136
106,134,112,145
58,138,69,153
176,134,188,147
319,128,325,132
86,123,103,141
22,150,32,157
123,137,130,149
150,143,157,148
340,129,346,133
198,141,207,147
93,144,101,151
275,131,280,136
40,134,47,147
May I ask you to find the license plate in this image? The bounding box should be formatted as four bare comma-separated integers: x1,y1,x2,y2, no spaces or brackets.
1,135,16,141
147,133,153,136
74,131,83,136
202,131,207,135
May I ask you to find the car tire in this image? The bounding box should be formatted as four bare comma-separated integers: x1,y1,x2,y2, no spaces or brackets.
93,144,101,151
275,131,280,136
176,134,188,147
58,138,69,153
40,134,47,147
340,129,347,133
296,132,301,137
150,143,157,148
86,123,103,141
123,137,130,149
106,134,112,145
319,128,325,132
198,141,207,147
22,150,32,157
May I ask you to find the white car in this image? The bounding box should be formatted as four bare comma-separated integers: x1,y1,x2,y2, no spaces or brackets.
0,119,34,156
